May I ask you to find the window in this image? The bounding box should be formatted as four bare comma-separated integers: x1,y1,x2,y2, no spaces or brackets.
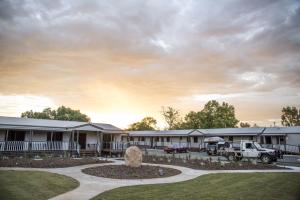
141,137,145,142
193,136,198,143
166,137,170,142
229,136,233,141
130,137,134,141
245,143,253,149
249,136,253,140
179,136,183,141
155,137,159,142
161,137,164,142
53,132,63,141
47,132,63,141
260,136,264,144
265,136,272,144
280,136,285,143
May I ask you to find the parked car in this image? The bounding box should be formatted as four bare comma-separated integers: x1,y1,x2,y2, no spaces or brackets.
164,144,188,153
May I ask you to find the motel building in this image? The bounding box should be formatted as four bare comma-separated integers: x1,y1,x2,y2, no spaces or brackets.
128,127,300,153
0,116,299,156
0,116,125,156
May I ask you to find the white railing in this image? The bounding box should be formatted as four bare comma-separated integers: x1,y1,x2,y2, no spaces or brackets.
102,142,129,150
0,141,79,152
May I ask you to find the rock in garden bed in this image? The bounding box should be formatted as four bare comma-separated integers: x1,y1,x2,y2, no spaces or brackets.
82,164,181,179
0,157,111,168
143,155,287,170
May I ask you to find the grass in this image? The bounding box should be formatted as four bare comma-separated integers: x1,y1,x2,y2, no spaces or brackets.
93,173,300,200
0,170,79,200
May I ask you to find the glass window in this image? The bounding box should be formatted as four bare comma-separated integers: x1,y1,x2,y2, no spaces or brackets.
229,136,233,141
245,143,253,149
166,137,170,142
193,136,198,143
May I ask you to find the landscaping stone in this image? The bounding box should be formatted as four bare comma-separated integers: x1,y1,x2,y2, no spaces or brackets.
124,146,142,168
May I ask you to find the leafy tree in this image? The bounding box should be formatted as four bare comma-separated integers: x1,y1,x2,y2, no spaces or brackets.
176,100,239,129
240,122,251,127
281,106,300,126
21,106,90,122
161,107,181,130
201,100,239,128
127,117,157,131
180,111,206,129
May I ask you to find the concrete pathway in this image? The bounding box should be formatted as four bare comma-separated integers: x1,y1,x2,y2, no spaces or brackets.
1,159,300,200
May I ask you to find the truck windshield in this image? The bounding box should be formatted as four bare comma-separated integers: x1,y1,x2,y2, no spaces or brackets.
254,142,263,150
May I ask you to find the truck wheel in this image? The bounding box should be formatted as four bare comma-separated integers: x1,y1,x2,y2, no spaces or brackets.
261,154,271,164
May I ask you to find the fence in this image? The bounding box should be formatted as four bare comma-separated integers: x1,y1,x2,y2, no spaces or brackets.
261,144,300,154
0,141,80,153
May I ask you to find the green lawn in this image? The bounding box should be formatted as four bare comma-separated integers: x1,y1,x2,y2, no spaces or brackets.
0,170,79,200
94,173,300,200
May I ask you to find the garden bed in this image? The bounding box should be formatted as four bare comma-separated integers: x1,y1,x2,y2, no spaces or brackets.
82,164,181,179
0,157,111,168
143,155,287,170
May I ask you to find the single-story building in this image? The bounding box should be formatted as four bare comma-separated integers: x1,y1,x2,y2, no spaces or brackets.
0,116,125,155
128,127,300,153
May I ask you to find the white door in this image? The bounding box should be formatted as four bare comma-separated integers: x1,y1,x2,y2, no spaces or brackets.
243,142,258,157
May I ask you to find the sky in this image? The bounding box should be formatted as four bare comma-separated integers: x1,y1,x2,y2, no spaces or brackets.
0,0,300,129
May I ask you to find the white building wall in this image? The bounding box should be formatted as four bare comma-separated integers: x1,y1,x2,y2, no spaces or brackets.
32,132,47,141
63,132,70,143
86,133,98,144
287,134,300,146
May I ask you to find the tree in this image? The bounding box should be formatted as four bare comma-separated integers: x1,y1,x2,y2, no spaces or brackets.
21,106,90,122
180,111,206,129
240,122,251,127
176,100,239,129
161,107,181,130
281,106,300,126
201,100,239,128
127,117,157,131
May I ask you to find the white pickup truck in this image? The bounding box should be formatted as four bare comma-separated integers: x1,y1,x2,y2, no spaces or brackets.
217,140,282,163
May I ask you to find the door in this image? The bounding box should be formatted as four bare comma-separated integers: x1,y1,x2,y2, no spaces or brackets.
243,142,258,157
78,133,86,150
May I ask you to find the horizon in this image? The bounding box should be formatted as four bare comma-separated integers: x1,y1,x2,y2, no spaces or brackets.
0,0,300,129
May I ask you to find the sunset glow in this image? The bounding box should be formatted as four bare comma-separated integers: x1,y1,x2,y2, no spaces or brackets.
0,0,299,128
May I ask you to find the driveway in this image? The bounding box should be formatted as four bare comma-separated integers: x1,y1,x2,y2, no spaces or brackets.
1,159,300,200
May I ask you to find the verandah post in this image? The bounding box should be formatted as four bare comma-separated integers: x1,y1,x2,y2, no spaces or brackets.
110,133,112,157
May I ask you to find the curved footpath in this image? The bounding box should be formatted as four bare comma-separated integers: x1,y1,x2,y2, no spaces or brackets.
1,159,300,200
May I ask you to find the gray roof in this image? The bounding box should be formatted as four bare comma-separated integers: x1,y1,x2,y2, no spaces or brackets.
197,127,265,136
129,129,196,137
129,127,300,137
0,116,122,133
262,126,300,135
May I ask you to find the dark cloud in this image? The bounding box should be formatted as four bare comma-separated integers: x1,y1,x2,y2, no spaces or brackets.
0,0,299,127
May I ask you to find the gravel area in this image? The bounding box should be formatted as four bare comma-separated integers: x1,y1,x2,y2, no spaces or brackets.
82,164,181,179
143,155,287,170
0,157,111,168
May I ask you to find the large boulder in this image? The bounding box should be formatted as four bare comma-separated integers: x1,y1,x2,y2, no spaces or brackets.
124,146,142,167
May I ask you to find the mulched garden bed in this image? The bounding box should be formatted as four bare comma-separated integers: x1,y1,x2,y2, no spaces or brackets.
0,157,111,168
82,164,181,179
143,155,287,170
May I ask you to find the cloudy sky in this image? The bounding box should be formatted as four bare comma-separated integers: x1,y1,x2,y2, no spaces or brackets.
0,0,299,128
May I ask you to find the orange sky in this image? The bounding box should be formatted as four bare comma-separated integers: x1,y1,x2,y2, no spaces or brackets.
0,0,300,128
